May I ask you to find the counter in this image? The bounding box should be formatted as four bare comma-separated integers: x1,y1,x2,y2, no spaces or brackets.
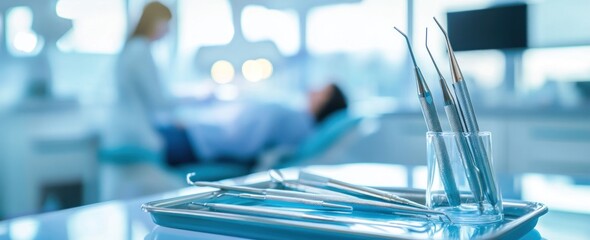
0,163,588,239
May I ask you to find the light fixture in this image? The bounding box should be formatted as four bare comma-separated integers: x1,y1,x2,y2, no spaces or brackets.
13,32,38,53
257,58,273,80
242,58,273,82
211,60,235,84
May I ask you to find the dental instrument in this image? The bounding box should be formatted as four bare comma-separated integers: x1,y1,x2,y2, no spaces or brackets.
269,170,354,197
425,28,486,213
222,192,353,211
298,171,427,209
189,202,436,230
433,17,500,209
394,27,462,207
189,180,449,220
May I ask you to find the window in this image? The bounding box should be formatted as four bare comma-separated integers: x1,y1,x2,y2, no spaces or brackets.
522,46,590,101
175,0,234,83
523,46,590,90
307,0,406,63
305,0,408,101
241,6,299,56
522,173,590,214
6,6,43,56
177,0,234,56
412,1,517,108
55,0,126,54
455,50,506,90
529,0,590,48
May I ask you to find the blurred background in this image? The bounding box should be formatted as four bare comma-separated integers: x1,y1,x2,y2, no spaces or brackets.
0,0,589,233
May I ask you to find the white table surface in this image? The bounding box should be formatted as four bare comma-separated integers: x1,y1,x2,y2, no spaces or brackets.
0,163,584,240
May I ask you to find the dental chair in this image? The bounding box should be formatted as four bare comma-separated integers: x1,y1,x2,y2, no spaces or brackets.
179,110,361,181
254,110,362,171
98,110,360,199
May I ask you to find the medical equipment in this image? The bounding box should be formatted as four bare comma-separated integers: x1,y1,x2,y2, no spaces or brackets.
433,18,501,209
145,175,547,239
188,202,433,231
188,180,450,220
269,169,352,197
394,27,461,207
221,192,352,211
298,171,427,209
424,28,486,213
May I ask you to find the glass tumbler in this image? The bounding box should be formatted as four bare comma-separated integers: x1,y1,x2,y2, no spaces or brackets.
426,131,503,224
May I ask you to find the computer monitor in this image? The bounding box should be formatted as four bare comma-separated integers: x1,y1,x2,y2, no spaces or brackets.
447,4,528,51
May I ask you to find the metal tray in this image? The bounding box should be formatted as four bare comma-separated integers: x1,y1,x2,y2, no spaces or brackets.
142,182,547,240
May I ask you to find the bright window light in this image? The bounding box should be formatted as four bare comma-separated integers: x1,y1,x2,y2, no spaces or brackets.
522,46,590,91
412,166,428,189
442,0,494,11
177,0,234,83
178,0,234,54
6,6,43,56
56,0,78,19
455,50,506,89
528,0,590,48
413,0,447,79
13,32,38,53
211,60,235,84
241,6,300,56
55,0,126,54
7,7,32,29
307,0,406,62
522,173,590,214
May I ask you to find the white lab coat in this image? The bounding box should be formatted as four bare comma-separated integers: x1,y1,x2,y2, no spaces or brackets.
103,36,171,152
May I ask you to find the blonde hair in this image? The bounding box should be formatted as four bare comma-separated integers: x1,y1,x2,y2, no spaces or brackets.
131,2,172,38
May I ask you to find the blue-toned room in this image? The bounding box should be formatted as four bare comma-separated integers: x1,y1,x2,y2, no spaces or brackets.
0,0,589,239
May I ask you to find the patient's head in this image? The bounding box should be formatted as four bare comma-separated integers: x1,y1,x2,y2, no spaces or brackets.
309,83,348,124
131,2,172,41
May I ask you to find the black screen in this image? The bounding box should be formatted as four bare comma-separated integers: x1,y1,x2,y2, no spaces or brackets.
447,4,528,51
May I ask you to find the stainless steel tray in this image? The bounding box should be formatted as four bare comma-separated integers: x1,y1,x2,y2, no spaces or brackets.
142,182,547,240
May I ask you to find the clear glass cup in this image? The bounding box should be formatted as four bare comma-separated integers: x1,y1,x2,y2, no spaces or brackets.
426,131,503,224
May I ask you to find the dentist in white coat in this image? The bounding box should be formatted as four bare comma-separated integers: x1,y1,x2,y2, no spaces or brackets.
106,2,173,154
101,2,181,200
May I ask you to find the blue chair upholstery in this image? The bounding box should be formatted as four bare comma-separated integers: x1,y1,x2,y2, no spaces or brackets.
99,111,360,181
98,145,161,165
277,110,360,168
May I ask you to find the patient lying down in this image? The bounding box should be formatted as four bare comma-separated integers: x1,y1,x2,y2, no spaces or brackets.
159,83,348,167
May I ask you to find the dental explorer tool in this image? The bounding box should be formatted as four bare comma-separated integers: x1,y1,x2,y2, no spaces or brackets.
190,181,449,218
433,17,500,209
269,169,355,197
394,27,461,207
189,202,440,229
298,171,428,209
222,192,353,211
425,28,485,213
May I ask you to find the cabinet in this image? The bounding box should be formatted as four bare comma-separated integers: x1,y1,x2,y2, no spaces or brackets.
506,118,590,176
307,112,590,177
0,105,97,219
